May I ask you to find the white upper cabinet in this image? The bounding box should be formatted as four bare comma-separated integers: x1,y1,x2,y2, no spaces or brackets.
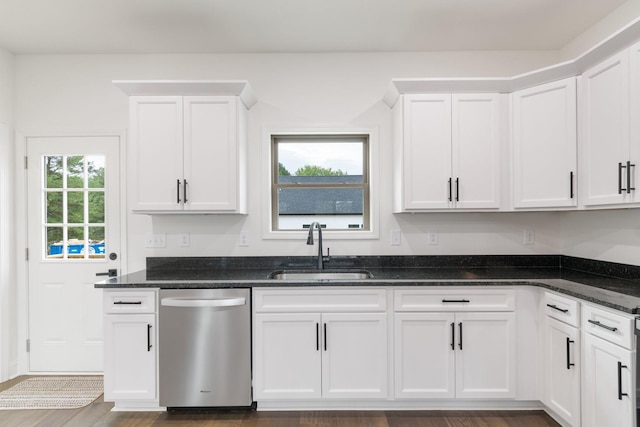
512,78,577,209
579,42,640,207
394,93,502,211
118,80,255,214
129,95,247,213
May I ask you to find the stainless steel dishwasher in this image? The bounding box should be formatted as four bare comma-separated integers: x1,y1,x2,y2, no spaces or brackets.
159,288,252,409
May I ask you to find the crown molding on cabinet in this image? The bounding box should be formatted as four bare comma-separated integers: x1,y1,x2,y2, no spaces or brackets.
383,16,640,107
112,80,257,109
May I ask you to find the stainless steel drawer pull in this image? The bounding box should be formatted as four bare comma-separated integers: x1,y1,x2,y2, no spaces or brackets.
618,362,628,400
442,299,470,303
114,301,142,305
546,303,569,314
588,319,618,332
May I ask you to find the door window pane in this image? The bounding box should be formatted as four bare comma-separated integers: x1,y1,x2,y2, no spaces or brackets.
46,192,63,223
42,154,106,260
66,156,85,188
45,156,63,189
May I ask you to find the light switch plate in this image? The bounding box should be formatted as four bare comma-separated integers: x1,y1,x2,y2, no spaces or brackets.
391,230,401,246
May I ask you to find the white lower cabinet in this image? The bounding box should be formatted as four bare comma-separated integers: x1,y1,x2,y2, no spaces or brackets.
393,289,516,400
252,288,388,401
543,316,581,426
394,311,515,399
103,290,158,403
582,304,636,427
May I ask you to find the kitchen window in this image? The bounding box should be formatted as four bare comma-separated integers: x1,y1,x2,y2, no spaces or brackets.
271,134,370,232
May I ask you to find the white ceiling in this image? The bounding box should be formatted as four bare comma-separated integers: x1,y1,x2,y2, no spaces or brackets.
0,0,630,54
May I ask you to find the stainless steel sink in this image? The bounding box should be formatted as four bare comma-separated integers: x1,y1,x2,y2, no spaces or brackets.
268,270,373,280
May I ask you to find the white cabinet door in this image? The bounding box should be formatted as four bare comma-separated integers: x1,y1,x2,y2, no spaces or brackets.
129,96,184,212
183,96,241,211
580,50,633,206
402,94,452,209
582,333,635,427
398,93,501,211
394,312,455,398
322,312,388,399
253,313,322,400
455,312,516,399
103,314,156,401
512,78,577,208
544,317,581,427
452,94,502,209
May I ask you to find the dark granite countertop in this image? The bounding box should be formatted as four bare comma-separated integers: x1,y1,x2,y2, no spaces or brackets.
95,255,640,314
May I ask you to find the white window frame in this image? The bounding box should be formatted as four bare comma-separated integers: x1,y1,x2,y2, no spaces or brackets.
262,127,379,240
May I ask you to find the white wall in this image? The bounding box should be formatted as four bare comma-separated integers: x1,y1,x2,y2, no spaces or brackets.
14,51,565,273
0,46,15,381
560,0,640,60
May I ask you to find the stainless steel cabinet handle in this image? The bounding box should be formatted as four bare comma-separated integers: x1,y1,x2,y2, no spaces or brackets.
458,322,463,350
618,361,629,400
566,337,575,370
627,161,635,193
455,177,459,202
147,324,152,352
587,319,618,332
316,323,320,351
160,297,246,308
448,178,453,202
570,171,574,199
443,299,470,303
177,179,182,203
546,303,569,314
184,179,188,203
619,162,625,194
113,301,142,305
323,323,327,351
450,322,455,350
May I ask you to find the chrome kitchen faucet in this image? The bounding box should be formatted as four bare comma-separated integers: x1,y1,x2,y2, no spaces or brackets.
306,222,330,269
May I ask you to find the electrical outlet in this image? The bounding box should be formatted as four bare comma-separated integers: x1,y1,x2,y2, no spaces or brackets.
427,231,439,245
179,232,190,247
524,228,535,245
391,230,401,246
145,233,166,248
239,232,249,247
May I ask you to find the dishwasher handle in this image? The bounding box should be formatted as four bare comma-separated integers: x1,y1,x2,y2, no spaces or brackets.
161,297,246,308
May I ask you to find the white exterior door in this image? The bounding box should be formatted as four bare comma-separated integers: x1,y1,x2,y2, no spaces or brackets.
27,135,121,372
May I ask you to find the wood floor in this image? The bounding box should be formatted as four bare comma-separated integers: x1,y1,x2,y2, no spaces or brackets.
0,376,561,427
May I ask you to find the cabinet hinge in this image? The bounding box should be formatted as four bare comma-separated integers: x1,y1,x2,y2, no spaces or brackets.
26,339,30,352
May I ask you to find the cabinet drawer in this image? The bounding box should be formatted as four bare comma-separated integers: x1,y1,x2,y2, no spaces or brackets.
253,288,387,313
582,303,634,350
104,290,157,314
543,291,580,327
394,288,514,312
